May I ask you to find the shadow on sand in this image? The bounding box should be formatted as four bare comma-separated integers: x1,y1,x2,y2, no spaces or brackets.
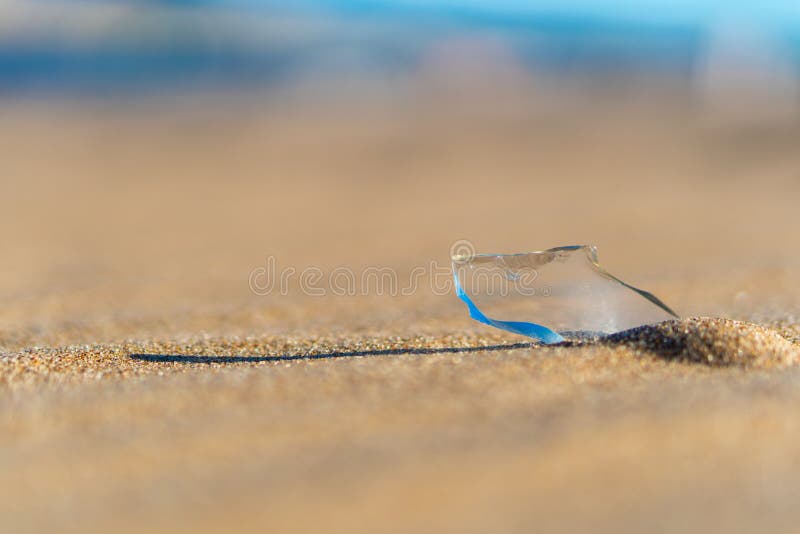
130,342,534,364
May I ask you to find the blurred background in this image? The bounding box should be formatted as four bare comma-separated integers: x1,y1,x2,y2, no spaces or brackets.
2,1,800,344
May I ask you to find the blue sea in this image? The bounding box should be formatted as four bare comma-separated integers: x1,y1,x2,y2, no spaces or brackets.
0,0,797,94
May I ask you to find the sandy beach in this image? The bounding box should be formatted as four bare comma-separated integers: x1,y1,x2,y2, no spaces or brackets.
2,91,800,532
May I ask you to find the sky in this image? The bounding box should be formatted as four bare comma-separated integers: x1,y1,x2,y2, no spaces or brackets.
362,0,800,23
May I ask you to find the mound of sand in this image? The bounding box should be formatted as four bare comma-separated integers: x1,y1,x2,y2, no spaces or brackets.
604,317,799,368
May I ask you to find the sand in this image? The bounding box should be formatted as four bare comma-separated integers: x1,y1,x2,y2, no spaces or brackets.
2,93,800,533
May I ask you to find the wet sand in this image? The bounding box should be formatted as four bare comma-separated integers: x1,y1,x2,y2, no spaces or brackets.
1,94,800,532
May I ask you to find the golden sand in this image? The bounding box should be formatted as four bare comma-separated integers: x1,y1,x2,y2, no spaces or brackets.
604,317,799,368
1,99,800,532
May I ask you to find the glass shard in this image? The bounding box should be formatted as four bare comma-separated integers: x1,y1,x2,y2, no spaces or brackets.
452,245,679,344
